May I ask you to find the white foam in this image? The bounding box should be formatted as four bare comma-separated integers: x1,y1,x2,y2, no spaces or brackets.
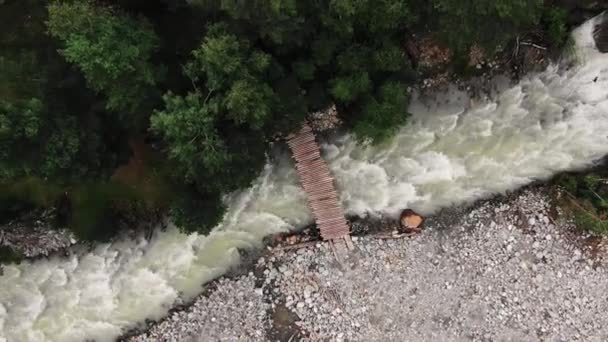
2,14,608,342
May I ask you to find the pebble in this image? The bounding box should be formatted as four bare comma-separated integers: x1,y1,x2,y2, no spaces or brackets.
129,189,608,342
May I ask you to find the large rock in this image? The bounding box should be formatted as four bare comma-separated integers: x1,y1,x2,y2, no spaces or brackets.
400,209,424,233
594,12,608,52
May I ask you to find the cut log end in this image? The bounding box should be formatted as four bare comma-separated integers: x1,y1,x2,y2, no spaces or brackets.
400,209,424,233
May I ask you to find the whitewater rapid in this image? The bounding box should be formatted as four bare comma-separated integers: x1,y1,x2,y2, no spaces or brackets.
3,15,608,342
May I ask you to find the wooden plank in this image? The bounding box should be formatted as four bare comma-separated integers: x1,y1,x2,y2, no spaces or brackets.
289,123,351,244
301,181,335,190
309,199,341,207
317,219,348,227
315,209,345,218
301,182,335,190
294,153,321,162
314,208,344,216
321,231,349,238
290,137,315,146
309,199,340,207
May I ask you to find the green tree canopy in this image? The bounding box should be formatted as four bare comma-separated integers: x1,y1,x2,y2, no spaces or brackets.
422,0,544,52
47,0,162,118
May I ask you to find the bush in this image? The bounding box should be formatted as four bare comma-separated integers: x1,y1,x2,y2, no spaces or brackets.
574,212,608,235
169,189,226,234
558,172,608,236
542,7,569,47
0,246,23,265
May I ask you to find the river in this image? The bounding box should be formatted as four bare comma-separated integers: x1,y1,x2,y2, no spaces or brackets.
2,14,608,342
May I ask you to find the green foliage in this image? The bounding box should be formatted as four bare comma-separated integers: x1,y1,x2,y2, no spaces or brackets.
542,7,569,47
558,174,578,194
0,100,80,179
47,0,162,116
558,173,608,236
183,1,416,143
189,0,303,47
151,91,268,194
0,178,63,208
0,246,23,265
352,82,410,143
151,92,228,181
584,174,602,191
574,212,608,235
68,181,139,241
169,188,226,234
424,0,544,52
183,27,276,127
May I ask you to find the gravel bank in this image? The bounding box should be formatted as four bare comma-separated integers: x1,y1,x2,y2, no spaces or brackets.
129,187,608,341
0,212,75,258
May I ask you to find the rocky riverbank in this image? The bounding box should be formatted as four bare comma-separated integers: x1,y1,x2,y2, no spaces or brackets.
126,186,608,341
0,210,75,259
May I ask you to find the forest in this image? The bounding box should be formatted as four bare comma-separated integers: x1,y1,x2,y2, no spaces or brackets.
0,0,569,241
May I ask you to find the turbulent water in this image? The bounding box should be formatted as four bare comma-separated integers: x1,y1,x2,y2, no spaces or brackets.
3,16,608,342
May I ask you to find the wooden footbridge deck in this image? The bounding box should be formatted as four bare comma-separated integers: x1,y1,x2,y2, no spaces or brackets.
287,124,353,253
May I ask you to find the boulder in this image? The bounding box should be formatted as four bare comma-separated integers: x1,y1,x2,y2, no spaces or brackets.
594,12,608,52
400,209,424,233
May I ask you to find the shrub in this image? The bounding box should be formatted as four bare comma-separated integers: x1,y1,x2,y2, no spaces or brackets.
542,7,569,47
0,246,23,265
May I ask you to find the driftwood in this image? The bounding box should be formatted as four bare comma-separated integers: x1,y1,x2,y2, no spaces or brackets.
519,41,547,50
273,240,319,251
272,230,417,253
371,231,419,240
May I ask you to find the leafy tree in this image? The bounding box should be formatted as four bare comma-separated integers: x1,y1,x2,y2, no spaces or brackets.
150,92,229,183
0,0,122,181
151,24,275,200
176,0,416,145
47,0,162,117
352,82,410,142
423,0,543,52
0,99,77,179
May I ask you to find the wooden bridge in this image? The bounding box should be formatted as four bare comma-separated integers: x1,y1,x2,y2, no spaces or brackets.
287,124,353,253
